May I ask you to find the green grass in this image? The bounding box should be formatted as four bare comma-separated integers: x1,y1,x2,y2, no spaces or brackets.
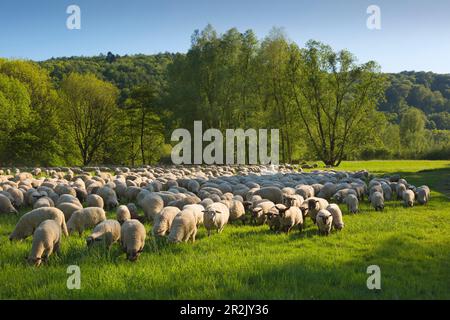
1,160,449,299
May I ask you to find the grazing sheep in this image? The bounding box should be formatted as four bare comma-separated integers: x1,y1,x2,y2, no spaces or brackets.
402,190,415,207
332,189,357,204
10,207,68,241
86,219,121,249
187,179,200,193
167,209,197,243
33,196,54,209
253,187,283,204
274,204,303,233
183,204,205,226
126,203,141,220
120,219,146,261
152,206,180,236
370,191,384,211
306,197,329,223
416,186,430,205
283,194,304,208
6,188,24,208
56,202,82,221
316,209,333,236
344,194,359,214
295,185,314,199
96,186,119,210
327,204,344,230
266,206,281,232
56,194,82,207
27,219,61,267
140,194,164,221
251,201,275,225
86,194,104,209
203,202,230,236
116,205,131,224
67,207,107,236
381,183,393,201
221,199,246,224
0,194,18,214
396,183,407,200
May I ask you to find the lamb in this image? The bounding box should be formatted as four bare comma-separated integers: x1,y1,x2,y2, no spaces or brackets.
316,209,333,236
306,197,329,223
116,205,131,224
56,202,83,221
251,200,275,225
167,209,197,243
327,204,344,230
203,202,230,236
67,207,107,236
86,194,104,209
416,185,430,205
274,204,303,233
152,206,181,236
86,219,121,249
370,191,384,211
9,207,68,241
402,190,415,207
344,194,359,214
120,219,146,261
27,219,61,267
0,193,18,214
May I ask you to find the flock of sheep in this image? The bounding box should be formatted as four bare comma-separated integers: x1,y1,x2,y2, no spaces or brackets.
0,164,431,266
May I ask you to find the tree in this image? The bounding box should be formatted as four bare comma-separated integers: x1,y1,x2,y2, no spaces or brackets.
60,73,119,165
288,40,388,166
399,107,427,157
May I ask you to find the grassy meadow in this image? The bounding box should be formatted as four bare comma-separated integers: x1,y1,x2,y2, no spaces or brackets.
0,160,449,299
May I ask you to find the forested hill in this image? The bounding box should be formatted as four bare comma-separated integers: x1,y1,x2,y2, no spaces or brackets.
40,54,450,130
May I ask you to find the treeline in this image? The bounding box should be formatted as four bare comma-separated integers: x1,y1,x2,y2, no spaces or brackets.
1,25,449,166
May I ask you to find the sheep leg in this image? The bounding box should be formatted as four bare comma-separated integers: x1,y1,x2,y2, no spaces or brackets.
54,241,61,257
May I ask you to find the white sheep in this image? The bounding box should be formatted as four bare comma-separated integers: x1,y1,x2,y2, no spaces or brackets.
140,194,164,221
182,204,205,226
203,202,230,236
306,197,329,223
274,204,303,233
27,219,61,267
56,202,83,221
152,206,181,236
0,193,18,214
86,219,121,249
251,200,275,225
9,207,68,241
416,185,430,205
316,209,333,236
370,191,384,211
121,219,146,261
67,207,107,236
116,205,131,224
221,199,246,224
86,194,104,209
33,196,54,209
344,194,359,214
327,204,344,230
167,209,197,243
402,190,415,207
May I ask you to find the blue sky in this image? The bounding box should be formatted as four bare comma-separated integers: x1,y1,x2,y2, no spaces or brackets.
1,0,449,73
